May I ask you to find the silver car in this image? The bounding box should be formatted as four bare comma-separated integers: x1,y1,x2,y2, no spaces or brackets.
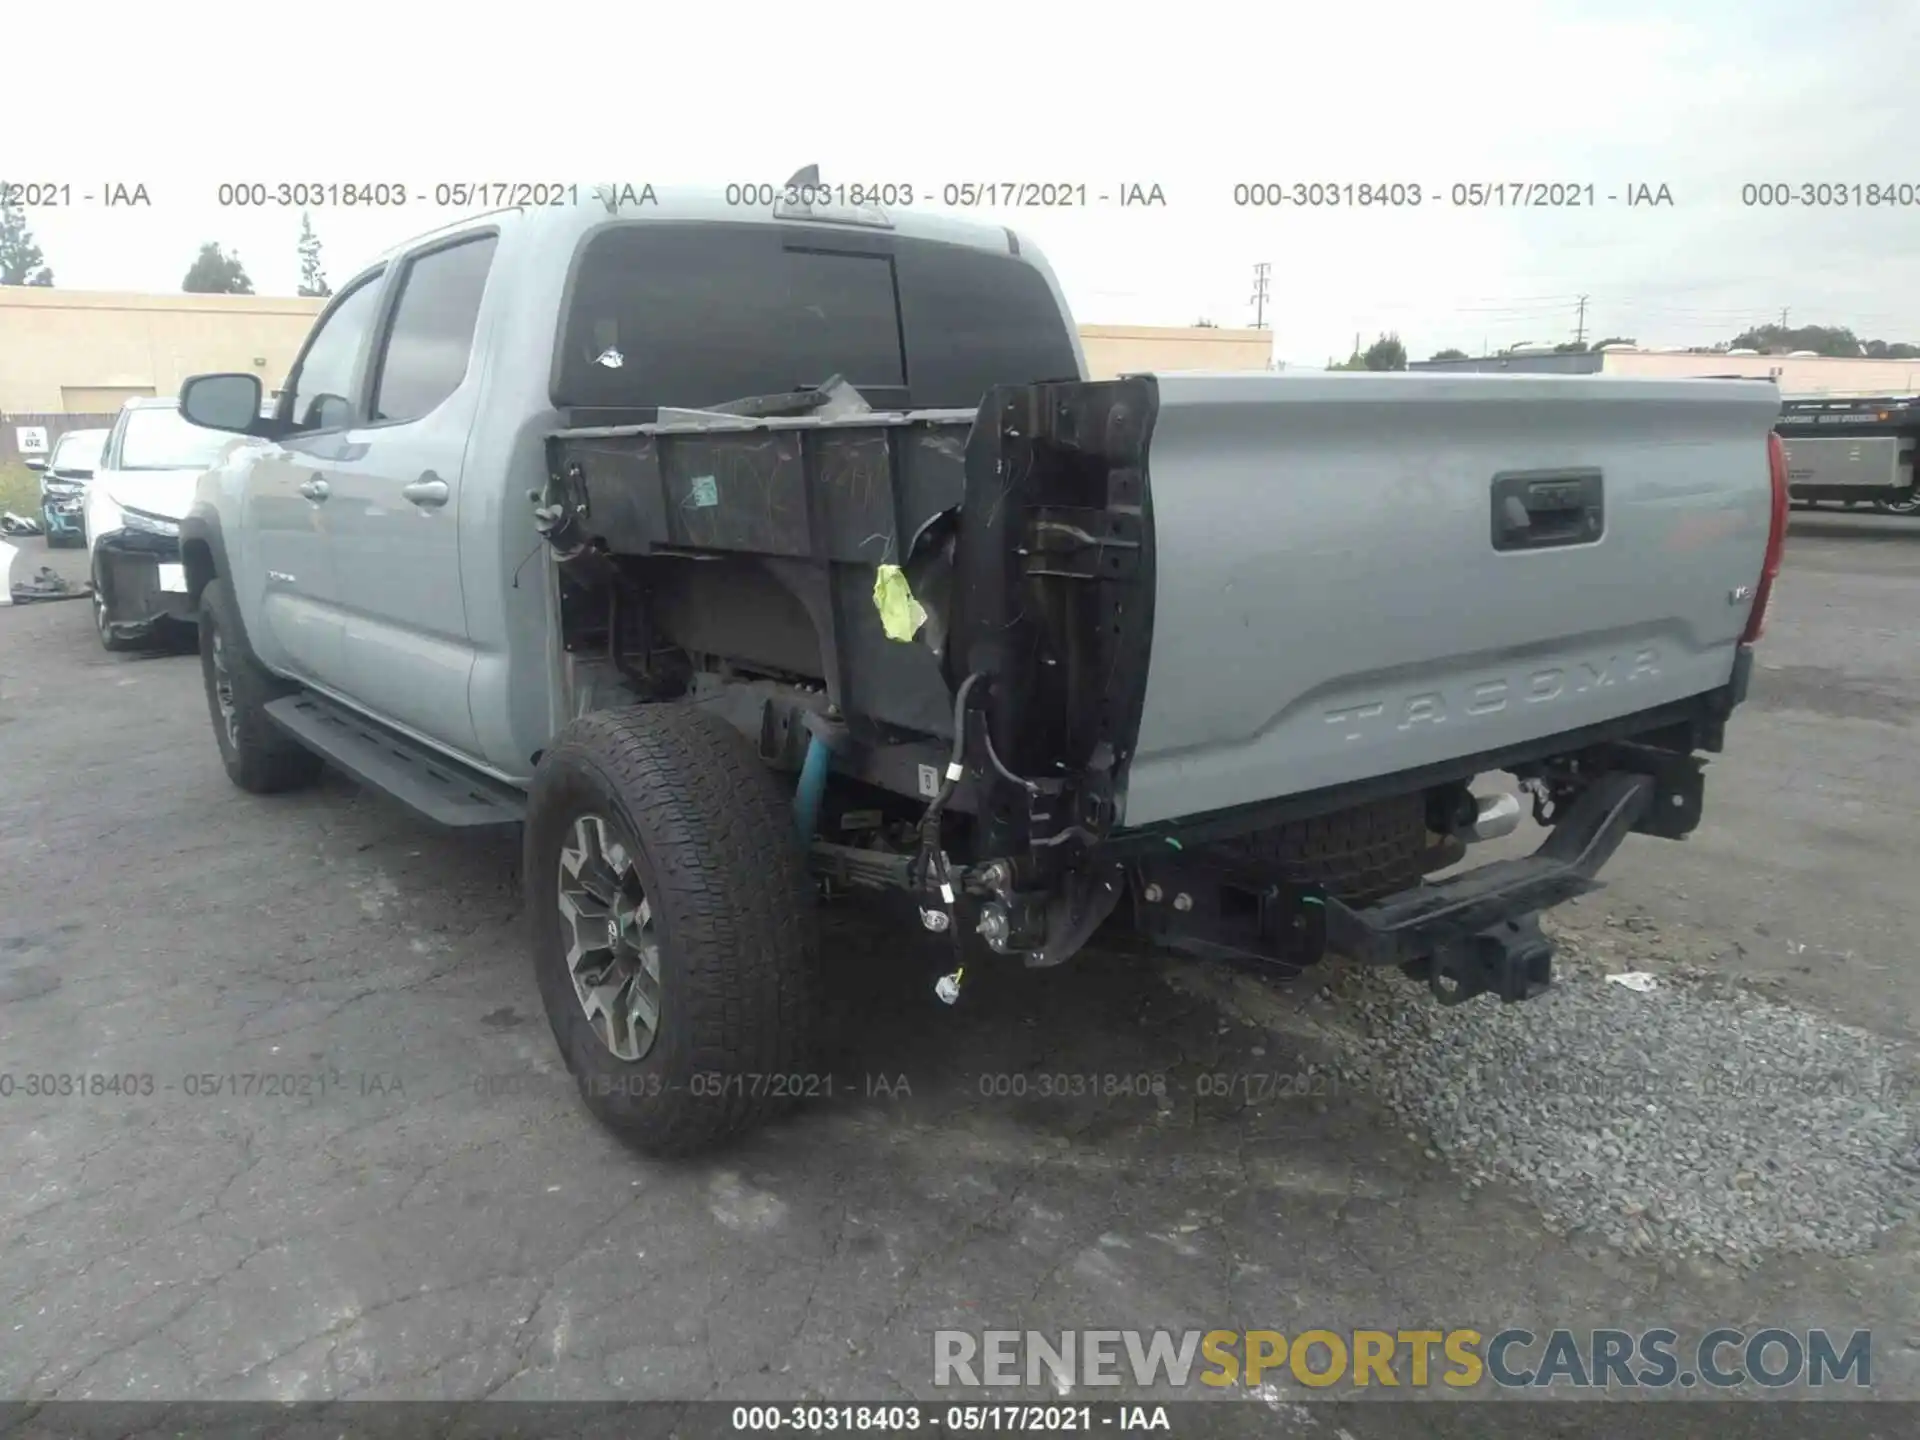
85,397,239,651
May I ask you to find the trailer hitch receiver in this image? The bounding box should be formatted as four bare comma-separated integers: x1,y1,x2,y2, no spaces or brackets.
1423,913,1555,1006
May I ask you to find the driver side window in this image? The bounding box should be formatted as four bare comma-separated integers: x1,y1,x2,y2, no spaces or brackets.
285,271,386,433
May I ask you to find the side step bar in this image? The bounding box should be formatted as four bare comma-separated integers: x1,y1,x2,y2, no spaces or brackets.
264,693,528,829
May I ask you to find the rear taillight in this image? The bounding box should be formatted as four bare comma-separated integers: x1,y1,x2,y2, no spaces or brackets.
1742,431,1790,644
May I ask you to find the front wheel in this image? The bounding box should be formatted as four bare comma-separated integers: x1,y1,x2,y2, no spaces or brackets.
91,570,143,653
525,705,822,1156
197,577,323,792
1874,490,1920,516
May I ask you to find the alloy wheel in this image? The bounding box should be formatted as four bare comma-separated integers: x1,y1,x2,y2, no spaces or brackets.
556,813,662,1062
209,628,241,751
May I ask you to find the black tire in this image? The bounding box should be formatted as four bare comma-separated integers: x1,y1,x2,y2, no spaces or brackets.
525,704,822,1156
91,576,144,653
1221,792,1432,905
197,577,324,793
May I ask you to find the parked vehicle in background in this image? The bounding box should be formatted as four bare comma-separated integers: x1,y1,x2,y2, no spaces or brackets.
171,186,1785,1157
24,427,109,547
1777,394,1920,514
86,398,236,651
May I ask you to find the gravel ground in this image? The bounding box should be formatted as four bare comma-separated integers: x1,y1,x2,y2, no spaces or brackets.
1320,927,1920,1266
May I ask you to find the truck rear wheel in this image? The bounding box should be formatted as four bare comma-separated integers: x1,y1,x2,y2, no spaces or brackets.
525,705,822,1156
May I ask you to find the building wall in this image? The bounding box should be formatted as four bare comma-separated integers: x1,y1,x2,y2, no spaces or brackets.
1077,325,1273,378
0,292,1274,422
1411,347,1920,396
1595,350,1920,396
0,289,327,415
1409,353,1602,375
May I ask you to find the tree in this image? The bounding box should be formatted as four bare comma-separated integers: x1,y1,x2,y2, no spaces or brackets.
1361,332,1407,371
1553,341,1589,353
1325,335,1406,371
0,193,54,285
296,211,331,297
1192,317,1219,328
183,242,254,294
1727,323,1860,357
1589,336,1637,350
1428,347,1470,362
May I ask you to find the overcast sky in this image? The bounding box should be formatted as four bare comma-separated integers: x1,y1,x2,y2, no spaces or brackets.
14,0,1918,365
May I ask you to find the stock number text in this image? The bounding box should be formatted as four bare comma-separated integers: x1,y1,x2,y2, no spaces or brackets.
1742,182,1920,207
1234,181,1423,207
217,181,408,207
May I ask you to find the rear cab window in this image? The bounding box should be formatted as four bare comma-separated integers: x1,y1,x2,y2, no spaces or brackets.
553,222,1080,415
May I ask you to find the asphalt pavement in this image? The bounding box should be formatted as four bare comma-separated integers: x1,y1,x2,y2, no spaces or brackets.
1,517,1917,1425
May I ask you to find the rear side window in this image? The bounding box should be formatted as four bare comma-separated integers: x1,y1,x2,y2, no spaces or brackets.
554,223,1079,413
372,234,498,423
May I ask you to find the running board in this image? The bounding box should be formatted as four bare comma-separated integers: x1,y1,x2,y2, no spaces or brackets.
264,693,528,829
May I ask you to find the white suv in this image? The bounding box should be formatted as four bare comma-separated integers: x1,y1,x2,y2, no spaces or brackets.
86,397,237,651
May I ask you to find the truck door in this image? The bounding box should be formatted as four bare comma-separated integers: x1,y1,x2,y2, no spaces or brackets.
241,269,389,683
322,231,498,757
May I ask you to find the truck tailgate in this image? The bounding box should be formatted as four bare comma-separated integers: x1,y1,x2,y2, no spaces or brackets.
1124,371,1781,827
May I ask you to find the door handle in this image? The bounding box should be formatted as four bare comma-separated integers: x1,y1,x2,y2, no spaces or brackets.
403,476,450,508
297,477,330,502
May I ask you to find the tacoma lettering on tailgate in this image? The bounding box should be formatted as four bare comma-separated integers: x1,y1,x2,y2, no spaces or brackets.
1324,649,1662,741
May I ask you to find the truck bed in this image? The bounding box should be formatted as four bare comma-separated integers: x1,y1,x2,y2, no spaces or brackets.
546,371,1778,834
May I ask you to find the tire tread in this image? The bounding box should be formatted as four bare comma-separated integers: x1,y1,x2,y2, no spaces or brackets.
198,578,323,794
528,704,821,1156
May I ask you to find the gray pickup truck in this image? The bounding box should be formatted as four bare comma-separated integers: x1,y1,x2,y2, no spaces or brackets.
173,186,1788,1155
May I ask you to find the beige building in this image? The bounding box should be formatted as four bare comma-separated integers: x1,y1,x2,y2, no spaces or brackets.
1594,349,1920,395
0,289,1272,426
1077,324,1273,379
0,288,325,416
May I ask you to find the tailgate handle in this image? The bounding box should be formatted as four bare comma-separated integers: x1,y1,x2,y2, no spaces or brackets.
1491,469,1603,552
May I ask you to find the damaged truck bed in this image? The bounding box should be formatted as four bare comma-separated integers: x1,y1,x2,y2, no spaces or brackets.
175,192,1784,1154
540,369,1783,1004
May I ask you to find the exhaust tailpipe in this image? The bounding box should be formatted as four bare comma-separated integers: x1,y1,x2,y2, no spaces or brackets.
1468,792,1523,843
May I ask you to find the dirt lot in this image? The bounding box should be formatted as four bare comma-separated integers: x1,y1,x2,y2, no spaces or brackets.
1,516,1917,1430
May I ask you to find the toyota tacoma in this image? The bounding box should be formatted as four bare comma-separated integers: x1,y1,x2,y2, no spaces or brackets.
171,184,1788,1155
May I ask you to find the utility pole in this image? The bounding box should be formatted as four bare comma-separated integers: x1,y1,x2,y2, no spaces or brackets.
1574,294,1589,347
1250,261,1271,329
1778,307,1790,329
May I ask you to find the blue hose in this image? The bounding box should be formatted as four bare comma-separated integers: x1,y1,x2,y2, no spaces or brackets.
794,731,831,843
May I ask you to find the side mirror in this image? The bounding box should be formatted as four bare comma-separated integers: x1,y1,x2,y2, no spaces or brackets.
180,373,266,433
23,457,45,472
